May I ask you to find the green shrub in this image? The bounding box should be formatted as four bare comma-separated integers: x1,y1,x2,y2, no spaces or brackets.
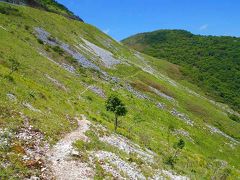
37,39,44,44
164,155,176,168
4,74,14,82
24,25,30,31
66,56,78,64
228,114,240,123
52,46,64,55
86,96,93,101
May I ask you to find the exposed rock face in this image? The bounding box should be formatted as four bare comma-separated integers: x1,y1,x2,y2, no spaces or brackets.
35,27,100,71
80,38,120,68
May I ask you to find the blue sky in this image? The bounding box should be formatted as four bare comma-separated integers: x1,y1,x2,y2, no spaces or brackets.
56,0,240,41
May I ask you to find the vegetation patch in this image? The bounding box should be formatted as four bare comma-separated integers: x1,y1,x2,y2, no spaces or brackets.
0,4,22,16
130,81,152,93
140,76,176,98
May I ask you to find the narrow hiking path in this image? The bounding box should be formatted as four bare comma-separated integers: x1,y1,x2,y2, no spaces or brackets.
45,115,189,180
46,115,94,180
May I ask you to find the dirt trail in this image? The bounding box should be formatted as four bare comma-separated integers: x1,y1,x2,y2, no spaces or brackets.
46,115,94,180
45,115,189,180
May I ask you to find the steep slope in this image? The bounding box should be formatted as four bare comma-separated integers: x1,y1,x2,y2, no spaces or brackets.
0,2,240,179
122,30,240,113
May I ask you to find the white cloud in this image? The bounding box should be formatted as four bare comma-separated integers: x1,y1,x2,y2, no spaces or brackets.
103,29,110,34
199,24,208,31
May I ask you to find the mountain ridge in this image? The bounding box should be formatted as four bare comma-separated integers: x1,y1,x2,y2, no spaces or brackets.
0,0,84,21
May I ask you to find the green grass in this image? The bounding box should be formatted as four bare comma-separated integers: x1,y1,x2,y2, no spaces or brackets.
0,2,240,179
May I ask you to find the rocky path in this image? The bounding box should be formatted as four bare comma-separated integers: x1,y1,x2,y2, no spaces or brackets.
46,115,94,180
45,115,189,180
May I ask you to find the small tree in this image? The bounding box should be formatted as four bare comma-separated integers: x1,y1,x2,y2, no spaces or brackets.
173,139,185,158
165,139,185,168
106,95,127,132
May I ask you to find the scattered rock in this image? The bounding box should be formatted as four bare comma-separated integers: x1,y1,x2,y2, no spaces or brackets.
45,74,68,91
0,25,7,31
61,63,76,73
173,129,194,142
89,85,106,99
206,124,239,144
42,115,190,179
100,134,155,164
28,176,40,180
152,170,189,180
125,83,150,100
134,52,144,61
7,93,17,101
22,102,41,113
15,113,52,179
156,102,165,109
93,151,146,179
149,86,176,103
171,109,194,126
70,149,80,157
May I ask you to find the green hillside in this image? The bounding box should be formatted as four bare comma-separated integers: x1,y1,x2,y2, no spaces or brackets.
0,2,240,179
122,30,240,113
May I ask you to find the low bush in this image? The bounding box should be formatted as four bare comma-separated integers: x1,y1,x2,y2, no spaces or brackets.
228,114,240,123
52,46,64,55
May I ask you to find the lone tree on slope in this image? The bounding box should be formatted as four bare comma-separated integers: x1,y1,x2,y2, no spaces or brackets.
106,95,127,132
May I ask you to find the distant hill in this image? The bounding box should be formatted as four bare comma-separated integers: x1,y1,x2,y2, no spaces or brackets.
122,30,240,112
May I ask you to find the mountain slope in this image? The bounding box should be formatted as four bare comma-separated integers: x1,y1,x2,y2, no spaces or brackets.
0,2,240,179
122,30,240,113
